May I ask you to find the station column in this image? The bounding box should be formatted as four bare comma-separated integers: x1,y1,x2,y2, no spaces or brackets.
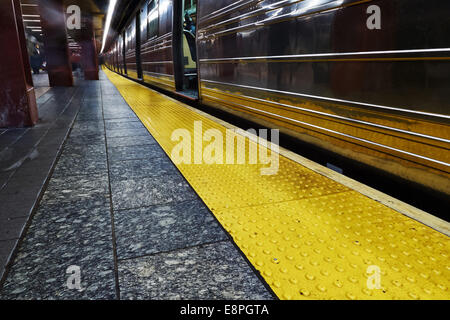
81,15,99,80
0,0,38,128
40,0,73,87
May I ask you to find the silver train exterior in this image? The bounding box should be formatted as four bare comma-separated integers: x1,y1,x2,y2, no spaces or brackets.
104,0,450,195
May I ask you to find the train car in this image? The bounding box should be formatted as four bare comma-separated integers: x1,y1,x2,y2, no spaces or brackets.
138,0,176,92
104,0,450,196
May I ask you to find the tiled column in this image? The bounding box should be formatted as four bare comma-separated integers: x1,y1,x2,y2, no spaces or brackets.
0,0,38,128
40,0,73,87
81,15,99,80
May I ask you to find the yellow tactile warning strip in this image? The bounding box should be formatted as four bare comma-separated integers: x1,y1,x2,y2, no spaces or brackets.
104,68,450,300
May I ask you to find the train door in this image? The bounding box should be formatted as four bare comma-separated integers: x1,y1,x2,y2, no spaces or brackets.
173,0,198,99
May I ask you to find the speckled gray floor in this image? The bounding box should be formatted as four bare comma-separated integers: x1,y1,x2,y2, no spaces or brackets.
0,79,84,281
118,241,272,300
114,199,228,259
0,71,273,300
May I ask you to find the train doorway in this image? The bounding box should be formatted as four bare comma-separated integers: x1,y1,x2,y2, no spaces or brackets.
173,0,198,99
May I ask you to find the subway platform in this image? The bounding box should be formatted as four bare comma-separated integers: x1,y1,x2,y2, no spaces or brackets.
0,71,272,300
0,69,449,300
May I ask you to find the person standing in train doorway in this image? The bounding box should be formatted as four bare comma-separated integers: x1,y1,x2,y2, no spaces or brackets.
183,12,197,61
30,44,43,75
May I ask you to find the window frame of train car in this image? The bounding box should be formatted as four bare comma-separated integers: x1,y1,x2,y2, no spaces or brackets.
147,0,159,41
135,10,143,80
125,19,137,78
121,32,127,75
173,0,199,99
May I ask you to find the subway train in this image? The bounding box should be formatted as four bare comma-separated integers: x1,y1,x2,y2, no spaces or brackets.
104,0,450,196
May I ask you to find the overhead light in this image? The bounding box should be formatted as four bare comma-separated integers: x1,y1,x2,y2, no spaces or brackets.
23,19,41,22
23,14,40,17
100,0,117,53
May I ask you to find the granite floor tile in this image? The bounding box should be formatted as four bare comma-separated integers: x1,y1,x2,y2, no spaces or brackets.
26,202,112,249
0,146,38,171
46,173,108,193
0,168,116,299
45,172,107,192
46,127,73,137
0,238,116,300
102,110,134,115
79,105,102,111
72,121,105,132
76,113,103,122
3,143,42,161
76,107,102,115
103,105,132,112
107,144,165,163
106,135,157,148
0,130,28,151
52,152,107,177
62,142,106,158
105,121,144,131
105,127,150,139
81,99,102,105
69,127,105,138
103,109,132,116
102,96,126,103
36,93,52,105
102,103,130,110
110,174,197,210
34,144,63,160
31,122,53,131
104,118,140,124
56,107,79,119
0,188,42,206
51,118,75,130
66,134,105,146
0,197,39,219
0,183,43,199
114,199,228,259
10,160,53,179
39,129,69,147
43,183,111,207
0,174,46,194
101,91,121,96
118,241,273,300
0,239,18,261
39,177,109,208
0,217,28,241
6,153,56,176
79,105,102,112
0,171,13,190
14,128,49,147
109,157,179,182
103,109,136,115
0,239,18,279
103,112,136,120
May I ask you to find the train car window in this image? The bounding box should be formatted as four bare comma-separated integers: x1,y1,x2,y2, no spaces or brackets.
126,26,132,50
147,0,159,40
177,0,198,98
182,0,197,67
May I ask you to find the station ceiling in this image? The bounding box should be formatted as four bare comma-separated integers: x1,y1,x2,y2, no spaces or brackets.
19,0,128,53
